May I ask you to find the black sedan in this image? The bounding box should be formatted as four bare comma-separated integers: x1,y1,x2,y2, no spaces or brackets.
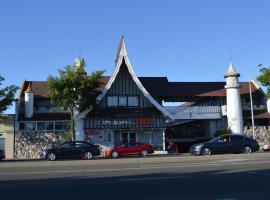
41,141,101,161
190,134,260,156
0,149,5,160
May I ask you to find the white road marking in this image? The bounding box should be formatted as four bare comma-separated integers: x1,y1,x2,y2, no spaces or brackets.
0,160,270,176
121,176,186,181
210,158,249,163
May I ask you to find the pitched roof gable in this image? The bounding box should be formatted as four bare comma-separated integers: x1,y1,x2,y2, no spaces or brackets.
95,37,175,119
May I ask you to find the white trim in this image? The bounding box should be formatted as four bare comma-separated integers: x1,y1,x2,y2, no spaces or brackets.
95,38,174,120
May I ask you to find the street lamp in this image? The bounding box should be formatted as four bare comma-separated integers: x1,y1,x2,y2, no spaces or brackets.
249,64,262,139
249,77,255,139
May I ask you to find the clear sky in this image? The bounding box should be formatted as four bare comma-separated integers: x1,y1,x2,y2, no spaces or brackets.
1,0,270,113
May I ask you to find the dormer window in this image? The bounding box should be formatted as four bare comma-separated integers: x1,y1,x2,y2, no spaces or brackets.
107,96,118,107
119,96,127,106
128,96,139,107
107,95,139,107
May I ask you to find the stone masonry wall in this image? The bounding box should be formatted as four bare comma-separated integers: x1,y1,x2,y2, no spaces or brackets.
15,131,70,159
244,126,270,149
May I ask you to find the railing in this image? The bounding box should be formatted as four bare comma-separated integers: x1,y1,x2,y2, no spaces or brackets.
241,104,266,110
164,106,221,114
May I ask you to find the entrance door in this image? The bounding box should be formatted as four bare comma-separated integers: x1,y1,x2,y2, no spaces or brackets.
120,132,136,144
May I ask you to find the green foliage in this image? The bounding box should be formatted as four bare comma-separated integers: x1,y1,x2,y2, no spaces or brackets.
257,67,270,98
63,129,73,141
0,75,19,113
47,58,105,140
215,128,232,137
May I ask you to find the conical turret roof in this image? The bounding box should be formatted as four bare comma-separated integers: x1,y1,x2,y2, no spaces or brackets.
224,62,240,78
25,83,32,93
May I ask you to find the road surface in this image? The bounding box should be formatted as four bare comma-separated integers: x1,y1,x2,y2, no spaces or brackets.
0,153,270,200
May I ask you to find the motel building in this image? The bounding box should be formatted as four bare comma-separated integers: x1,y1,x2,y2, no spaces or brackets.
14,38,270,158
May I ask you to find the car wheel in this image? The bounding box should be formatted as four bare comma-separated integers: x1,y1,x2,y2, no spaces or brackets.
111,151,119,158
201,148,211,156
47,152,56,161
83,151,93,160
242,146,252,154
140,150,148,157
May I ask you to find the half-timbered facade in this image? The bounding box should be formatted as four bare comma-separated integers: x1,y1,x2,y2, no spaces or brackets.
83,59,166,149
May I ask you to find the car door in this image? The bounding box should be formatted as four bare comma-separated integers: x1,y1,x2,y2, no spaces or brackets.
230,135,244,153
212,135,232,154
56,142,75,158
74,142,89,158
128,143,140,155
122,143,134,155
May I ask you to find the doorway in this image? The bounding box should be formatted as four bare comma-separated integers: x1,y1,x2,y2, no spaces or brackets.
120,132,136,144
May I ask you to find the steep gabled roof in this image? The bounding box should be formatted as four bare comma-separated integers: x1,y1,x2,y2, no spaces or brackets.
96,37,175,119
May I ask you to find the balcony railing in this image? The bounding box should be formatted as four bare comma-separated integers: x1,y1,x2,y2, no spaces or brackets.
164,106,222,120
164,106,221,114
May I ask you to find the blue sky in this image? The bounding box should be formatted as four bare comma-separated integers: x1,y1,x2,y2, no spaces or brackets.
1,0,270,113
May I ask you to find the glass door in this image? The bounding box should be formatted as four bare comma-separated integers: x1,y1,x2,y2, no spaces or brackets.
120,132,136,144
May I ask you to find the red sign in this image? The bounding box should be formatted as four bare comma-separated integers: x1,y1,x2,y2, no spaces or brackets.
136,118,155,125
86,131,98,135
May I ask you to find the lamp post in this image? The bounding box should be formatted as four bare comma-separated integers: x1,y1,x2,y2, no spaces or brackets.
249,77,255,139
249,64,262,139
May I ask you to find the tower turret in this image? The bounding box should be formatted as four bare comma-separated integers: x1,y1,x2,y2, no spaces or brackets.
224,63,243,134
24,83,34,118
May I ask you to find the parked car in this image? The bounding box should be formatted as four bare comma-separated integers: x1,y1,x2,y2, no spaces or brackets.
41,141,101,161
105,142,154,158
190,134,260,156
0,149,5,160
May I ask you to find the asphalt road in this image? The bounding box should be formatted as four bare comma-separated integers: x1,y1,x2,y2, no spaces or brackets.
1,153,270,200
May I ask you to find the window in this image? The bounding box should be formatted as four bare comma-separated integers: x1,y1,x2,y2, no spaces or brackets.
25,122,36,131
128,96,139,107
230,135,244,142
104,133,111,142
75,142,89,148
45,122,54,131
37,122,45,131
55,122,64,130
107,96,118,107
119,96,127,106
19,123,25,130
61,143,74,148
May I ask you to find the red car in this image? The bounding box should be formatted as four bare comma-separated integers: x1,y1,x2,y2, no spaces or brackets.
105,142,154,158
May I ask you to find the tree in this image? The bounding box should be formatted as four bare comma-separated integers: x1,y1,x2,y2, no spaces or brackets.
47,58,105,141
257,67,270,98
0,75,19,113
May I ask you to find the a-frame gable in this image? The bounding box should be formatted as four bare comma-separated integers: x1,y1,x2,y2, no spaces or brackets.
99,59,154,108
96,37,174,119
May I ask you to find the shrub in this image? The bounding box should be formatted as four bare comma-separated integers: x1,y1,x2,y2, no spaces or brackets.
215,128,232,137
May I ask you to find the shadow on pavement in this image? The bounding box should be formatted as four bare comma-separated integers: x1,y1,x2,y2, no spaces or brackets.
0,168,269,200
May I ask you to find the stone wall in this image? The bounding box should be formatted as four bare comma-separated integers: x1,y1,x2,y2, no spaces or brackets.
14,131,70,159
244,126,270,149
